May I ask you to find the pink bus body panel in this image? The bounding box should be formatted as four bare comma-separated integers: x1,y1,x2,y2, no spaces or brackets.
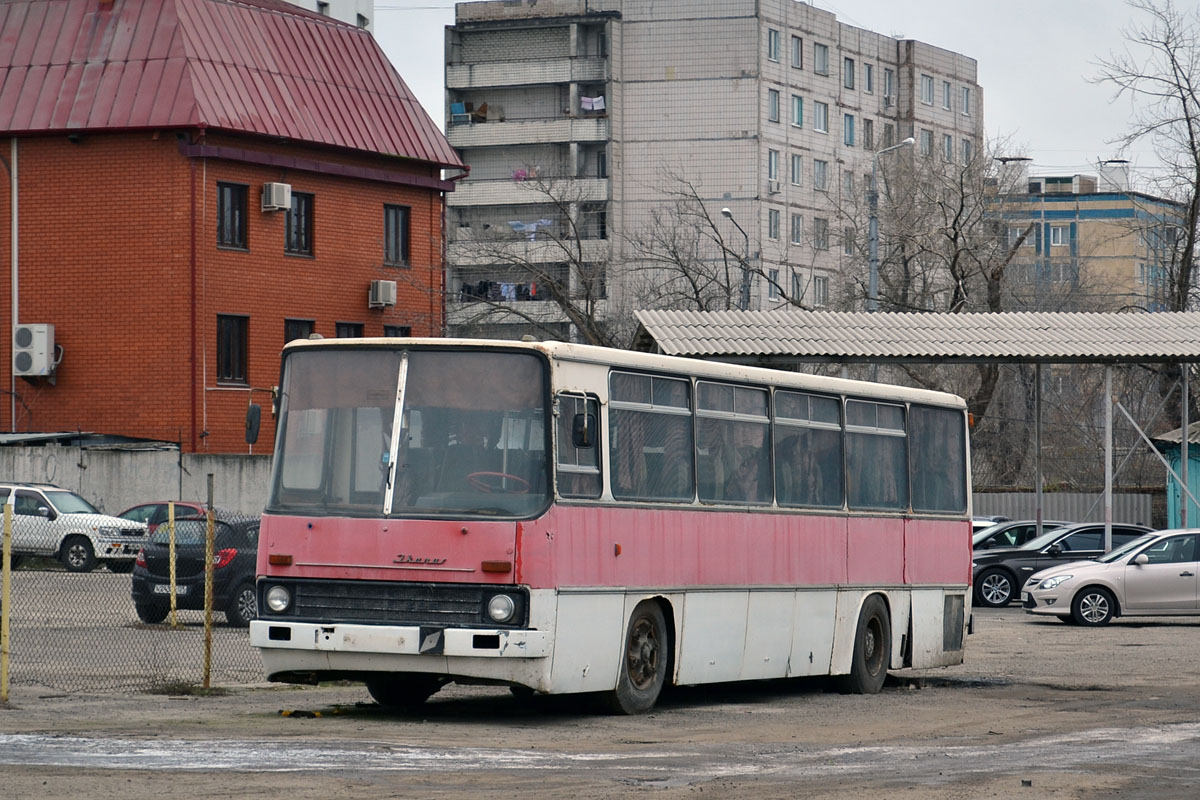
259,507,970,591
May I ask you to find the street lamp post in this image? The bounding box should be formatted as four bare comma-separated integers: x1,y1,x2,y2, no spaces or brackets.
867,137,914,312
721,207,751,310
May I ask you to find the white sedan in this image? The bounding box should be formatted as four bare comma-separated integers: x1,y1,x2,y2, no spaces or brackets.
1022,529,1200,626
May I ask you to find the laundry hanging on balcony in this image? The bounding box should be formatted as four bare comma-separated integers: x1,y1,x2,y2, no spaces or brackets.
581,95,606,112
507,219,555,240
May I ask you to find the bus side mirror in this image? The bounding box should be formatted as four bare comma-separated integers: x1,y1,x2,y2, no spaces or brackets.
572,412,596,448
245,404,261,444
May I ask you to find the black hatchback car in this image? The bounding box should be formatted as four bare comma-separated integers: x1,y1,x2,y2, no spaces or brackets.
972,522,1154,608
130,513,259,627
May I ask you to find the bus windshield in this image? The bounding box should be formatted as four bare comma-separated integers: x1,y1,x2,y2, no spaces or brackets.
268,347,550,519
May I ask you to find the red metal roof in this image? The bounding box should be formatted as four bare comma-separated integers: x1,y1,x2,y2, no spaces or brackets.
0,0,462,169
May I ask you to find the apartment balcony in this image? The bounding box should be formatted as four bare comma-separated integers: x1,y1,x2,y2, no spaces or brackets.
447,116,609,148
446,57,607,89
448,238,610,265
448,177,608,207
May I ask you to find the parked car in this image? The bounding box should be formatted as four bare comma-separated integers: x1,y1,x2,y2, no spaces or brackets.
972,515,1011,533
0,482,147,572
1023,529,1200,625
130,513,259,627
117,501,206,533
971,522,1155,608
973,520,1071,551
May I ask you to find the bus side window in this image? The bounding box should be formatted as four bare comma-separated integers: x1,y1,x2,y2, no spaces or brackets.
557,395,602,499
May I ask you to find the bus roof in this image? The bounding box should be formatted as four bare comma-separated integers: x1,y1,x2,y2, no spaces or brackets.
281,337,967,409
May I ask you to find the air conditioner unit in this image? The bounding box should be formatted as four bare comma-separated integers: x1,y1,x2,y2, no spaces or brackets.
261,182,292,211
883,96,895,108
369,279,398,308
13,323,54,377
768,180,781,194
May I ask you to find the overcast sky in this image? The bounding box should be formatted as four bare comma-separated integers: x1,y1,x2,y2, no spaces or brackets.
374,0,1157,184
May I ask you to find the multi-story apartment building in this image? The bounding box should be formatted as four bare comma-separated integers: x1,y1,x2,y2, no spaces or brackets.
444,0,983,340
997,167,1187,313
284,0,374,30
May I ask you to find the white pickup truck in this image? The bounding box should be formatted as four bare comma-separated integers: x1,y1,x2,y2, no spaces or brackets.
0,482,147,572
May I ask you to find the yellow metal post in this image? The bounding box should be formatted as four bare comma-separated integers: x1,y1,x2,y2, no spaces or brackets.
168,501,178,628
202,475,214,689
1,499,12,702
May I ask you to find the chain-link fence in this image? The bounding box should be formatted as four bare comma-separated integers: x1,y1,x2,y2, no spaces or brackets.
0,487,262,696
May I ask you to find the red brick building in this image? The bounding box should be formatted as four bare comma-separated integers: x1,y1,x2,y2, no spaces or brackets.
0,0,463,453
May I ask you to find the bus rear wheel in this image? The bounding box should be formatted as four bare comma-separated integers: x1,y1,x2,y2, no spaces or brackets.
366,676,446,710
837,595,891,695
606,600,668,715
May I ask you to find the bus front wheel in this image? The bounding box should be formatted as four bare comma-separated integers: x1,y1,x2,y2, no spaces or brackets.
606,600,668,715
366,676,446,710
837,595,891,695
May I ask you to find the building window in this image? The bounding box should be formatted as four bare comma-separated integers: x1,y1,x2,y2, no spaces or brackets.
768,269,780,299
768,209,780,240
863,118,874,150
791,154,803,185
842,170,854,195
961,138,973,164
791,213,803,244
1050,225,1067,246
792,271,804,300
814,101,829,132
336,322,364,338
216,183,247,249
583,204,608,239
767,89,780,122
356,13,368,28
843,113,855,146
791,94,803,127
919,128,933,156
285,192,313,255
597,150,608,178
216,314,248,384
767,28,780,61
843,227,855,255
884,68,895,99
843,57,855,89
316,1,329,15
883,123,895,148
961,86,972,115
384,325,412,337
812,275,829,306
813,159,828,191
284,318,314,343
791,35,802,68
920,74,934,104
768,149,779,180
864,63,874,93
942,80,952,110
814,42,829,75
384,204,410,266
943,134,954,162
813,217,829,250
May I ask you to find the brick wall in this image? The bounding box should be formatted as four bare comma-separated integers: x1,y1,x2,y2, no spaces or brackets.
0,131,447,454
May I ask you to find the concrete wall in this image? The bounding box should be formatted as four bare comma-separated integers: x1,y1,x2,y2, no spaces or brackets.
0,447,272,517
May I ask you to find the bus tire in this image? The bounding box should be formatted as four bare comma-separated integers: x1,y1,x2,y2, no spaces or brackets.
366,676,445,710
837,595,891,695
606,600,668,715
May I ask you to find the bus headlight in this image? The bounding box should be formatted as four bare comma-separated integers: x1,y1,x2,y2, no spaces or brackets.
265,585,292,613
487,594,516,623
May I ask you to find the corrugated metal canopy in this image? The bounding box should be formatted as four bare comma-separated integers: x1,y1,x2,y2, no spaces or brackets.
0,0,463,168
633,310,1200,365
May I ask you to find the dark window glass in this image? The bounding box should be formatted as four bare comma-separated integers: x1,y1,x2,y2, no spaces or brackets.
217,315,248,384
774,390,844,508
285,319,314,343
696,382,770,505
557,395,602,499
609,372,694,502
286,192,313,255
909,405,967,513
336,322,364,338
383,325,412,338
384,205,410,266
217,183,248,248
845,400,907,510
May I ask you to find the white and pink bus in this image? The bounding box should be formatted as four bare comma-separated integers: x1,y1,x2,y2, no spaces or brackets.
249,338,971,713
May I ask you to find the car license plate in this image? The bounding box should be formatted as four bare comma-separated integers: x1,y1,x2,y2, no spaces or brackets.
152,584,188,596
1020,591,1029,603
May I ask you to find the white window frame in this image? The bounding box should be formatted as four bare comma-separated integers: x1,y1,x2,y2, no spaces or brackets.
790,154,802,185
884,68,895,98
919,128,933,156
768,209,780,240
843,113,855,146
768,148,779,181
864,63,873,93
814,42,829,75
1050,225,1067,246
767,28,780,62
961,86,971,115
812,275,829,306
813,217,829,250
791,213,803,244
843,226,854,255
942,133,953,162
767,88,780,122
791,35,802,68
961,138,972,165
791,94,803,127
920,74,934,105
942,80,952,110
813,159,828,191
814,101,829,133
768,268,780,299
843,57,855,89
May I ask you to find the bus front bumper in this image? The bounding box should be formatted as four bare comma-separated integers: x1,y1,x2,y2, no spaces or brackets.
249,620,551,659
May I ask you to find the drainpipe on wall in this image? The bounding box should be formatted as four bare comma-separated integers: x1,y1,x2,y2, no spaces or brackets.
8,138,16,433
